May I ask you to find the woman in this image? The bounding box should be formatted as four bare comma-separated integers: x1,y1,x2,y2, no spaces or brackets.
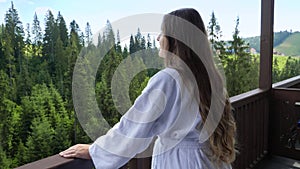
60,8,236,169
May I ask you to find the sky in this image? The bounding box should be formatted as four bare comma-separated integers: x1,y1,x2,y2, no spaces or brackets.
0,0,300,41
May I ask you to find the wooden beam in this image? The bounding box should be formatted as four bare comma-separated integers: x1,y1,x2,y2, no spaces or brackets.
15,154,94,169
259,0,275,90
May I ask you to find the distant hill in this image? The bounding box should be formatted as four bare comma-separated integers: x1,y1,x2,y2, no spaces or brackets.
275,32,300,56
243,30,300,56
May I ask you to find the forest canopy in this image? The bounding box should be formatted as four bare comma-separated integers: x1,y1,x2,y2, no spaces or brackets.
0,2,299,168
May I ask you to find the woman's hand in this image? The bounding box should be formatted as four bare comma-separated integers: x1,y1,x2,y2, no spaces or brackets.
59,144,91,159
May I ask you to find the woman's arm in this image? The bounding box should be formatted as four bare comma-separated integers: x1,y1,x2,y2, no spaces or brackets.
60,69,180,169
59,144,91,159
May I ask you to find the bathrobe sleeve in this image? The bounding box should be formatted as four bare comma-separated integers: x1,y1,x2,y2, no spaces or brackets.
89,69,182,169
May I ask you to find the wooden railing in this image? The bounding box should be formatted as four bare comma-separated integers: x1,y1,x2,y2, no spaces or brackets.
15,76,300,169
270,76,300,161
15,90,271,169
230,89,269,169
15,154,94,169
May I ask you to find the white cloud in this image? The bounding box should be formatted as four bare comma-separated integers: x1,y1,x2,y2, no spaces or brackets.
0,0,7,3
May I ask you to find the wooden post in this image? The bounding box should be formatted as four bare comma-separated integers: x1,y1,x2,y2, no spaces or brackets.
259,0,275,90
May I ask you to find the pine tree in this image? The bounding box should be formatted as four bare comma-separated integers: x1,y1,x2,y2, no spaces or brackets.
280,56,292,80
43,10,58,76
129,35,135,54
0,98,22,158
4,1,25,74
141,36,146,50
64,20,82,105
3,2,23,100
207,12,226,60
228,17,249,57
272,57,280,83
147,33,152,49
70,20,82,50
85,22,93,46
0,70,13,102
122,45,129,59
25,23,31,55
104,20,115,49
20,84,73,160
226,16,254,96
32,12,42,57
116,30,122,53
0,34,17,99
0,25,5,70
57,12,69,47
97,33,102,48
48,84,73,152
16,23,32,98
80,32,85,47
25,115,55,163
208,11,221,45
54,37,66,96
134,28,142,51
289,58,299,78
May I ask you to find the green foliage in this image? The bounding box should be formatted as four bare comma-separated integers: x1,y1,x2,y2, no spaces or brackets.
0,146,11,169
0,98,22,158
272,57,281,83
129,35,135,54
85,22,93,46
272,55,300,83
32,12,42,57
13,141,27,167
19,84,73,163
217,16,259,96
207,12,224,51
57,12,69,47
96,50,123,126
4,1,25,69
0,4,299,167
25,115,55,162
207,12,227,64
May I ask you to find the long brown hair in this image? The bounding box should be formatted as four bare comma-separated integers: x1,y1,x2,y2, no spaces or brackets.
161,8,236,164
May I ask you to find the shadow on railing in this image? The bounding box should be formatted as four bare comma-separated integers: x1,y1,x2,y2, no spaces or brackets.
15,76,300,169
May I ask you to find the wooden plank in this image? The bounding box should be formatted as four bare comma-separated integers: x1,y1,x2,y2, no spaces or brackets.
273,75,300,88
259,0,275,90
15,154,94,169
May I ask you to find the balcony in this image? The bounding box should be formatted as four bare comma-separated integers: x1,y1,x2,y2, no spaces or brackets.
16,0,300,168
15,75,300,169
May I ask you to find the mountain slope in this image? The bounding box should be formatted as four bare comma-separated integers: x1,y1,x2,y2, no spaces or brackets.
244,30,292,52
274,32,300,56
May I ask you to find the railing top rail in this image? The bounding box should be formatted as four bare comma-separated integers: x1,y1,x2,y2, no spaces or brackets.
230,88,267,105
272,75,300,88
15,154,93,169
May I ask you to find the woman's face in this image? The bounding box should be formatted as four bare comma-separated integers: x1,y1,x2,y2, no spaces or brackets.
157,33,169,58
